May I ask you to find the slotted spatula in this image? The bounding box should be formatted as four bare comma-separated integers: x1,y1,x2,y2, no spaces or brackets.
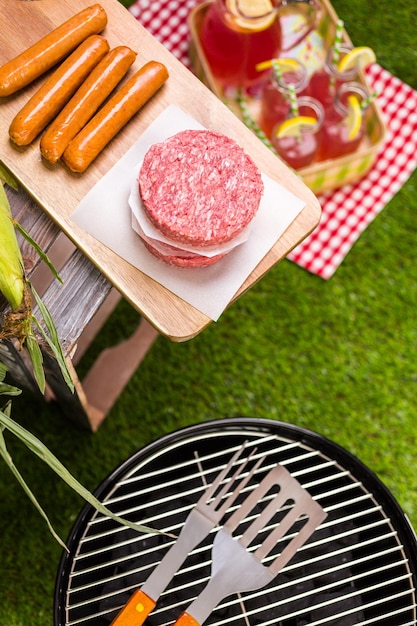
111,442,262,626
174,464,327,626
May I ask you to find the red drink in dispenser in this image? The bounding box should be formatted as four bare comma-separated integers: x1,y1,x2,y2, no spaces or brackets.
199,0,319,94
272,96,324,169
199,2,281,92
318,82,370,161
259,59,309,138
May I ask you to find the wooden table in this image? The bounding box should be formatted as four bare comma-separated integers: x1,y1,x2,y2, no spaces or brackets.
0,0,321,429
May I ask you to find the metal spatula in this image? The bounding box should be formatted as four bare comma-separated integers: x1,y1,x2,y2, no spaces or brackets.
174,464,327,626
110,442,262,626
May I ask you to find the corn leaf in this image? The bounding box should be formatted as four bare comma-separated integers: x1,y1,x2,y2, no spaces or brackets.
0,410,159,538
25,334,46,394
0,383,22,397
14,220,62,284
0,363,22,396
0,414,67,550
29,283,74,393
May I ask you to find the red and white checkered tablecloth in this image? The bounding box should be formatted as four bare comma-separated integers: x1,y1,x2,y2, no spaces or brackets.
129,0,417,279
288,63,417,278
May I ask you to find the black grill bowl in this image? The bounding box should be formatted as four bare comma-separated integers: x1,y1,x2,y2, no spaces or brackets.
54,417,417,626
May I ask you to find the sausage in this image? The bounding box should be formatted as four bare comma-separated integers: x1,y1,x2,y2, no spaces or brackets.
40,46,137,164
9,35,110,146
0,4,108,97
62,60,169,173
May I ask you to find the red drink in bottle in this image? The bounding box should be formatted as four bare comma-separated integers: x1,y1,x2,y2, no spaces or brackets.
308,44,359,109
318,82,370,161
272,96,324,169
259,60,309,138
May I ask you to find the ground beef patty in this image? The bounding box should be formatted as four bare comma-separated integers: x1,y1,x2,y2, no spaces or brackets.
138,130,263,253
141,238,227,268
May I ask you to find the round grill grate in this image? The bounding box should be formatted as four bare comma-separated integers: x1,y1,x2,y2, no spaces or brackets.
54,418,417,626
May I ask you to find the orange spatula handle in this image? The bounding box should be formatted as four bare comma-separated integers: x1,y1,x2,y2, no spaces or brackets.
110,589,156,626
174,611,201,626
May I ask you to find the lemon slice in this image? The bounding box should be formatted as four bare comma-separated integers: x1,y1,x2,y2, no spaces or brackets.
276,116,318,138
337,46,376,72
346,94,362,139
255,58,300,73
225,0,276,31
236,0,274,17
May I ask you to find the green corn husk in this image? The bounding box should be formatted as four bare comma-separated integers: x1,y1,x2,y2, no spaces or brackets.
0,162,18,190
0,183,24,310
0,180,72,392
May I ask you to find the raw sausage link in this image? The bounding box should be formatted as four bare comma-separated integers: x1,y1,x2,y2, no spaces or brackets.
9,35,110,146
62,60,169,173
0,4,107,97
40,46,137,163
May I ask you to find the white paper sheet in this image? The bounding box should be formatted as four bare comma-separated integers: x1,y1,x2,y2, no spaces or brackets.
71,105,306,321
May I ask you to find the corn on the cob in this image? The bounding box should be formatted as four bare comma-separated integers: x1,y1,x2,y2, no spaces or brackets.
0,183,24,310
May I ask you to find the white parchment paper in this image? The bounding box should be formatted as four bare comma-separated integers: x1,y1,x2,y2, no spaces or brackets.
71,105,306,321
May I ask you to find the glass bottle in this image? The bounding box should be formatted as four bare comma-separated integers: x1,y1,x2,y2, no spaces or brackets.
271,96,324,169
318,81,370,161
307,43,359,109
259,60,309,139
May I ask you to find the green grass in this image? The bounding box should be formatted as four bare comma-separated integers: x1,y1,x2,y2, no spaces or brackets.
1,1,416,624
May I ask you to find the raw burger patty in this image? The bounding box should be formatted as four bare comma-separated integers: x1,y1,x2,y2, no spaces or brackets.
138,129,264,247
141,238,227,268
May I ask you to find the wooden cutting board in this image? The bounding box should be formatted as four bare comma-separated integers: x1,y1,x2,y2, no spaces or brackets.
0,0,321,341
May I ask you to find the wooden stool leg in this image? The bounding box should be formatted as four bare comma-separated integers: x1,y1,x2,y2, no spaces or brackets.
80,317,159,429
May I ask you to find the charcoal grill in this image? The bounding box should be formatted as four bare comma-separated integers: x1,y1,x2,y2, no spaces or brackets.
54,417,417,626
